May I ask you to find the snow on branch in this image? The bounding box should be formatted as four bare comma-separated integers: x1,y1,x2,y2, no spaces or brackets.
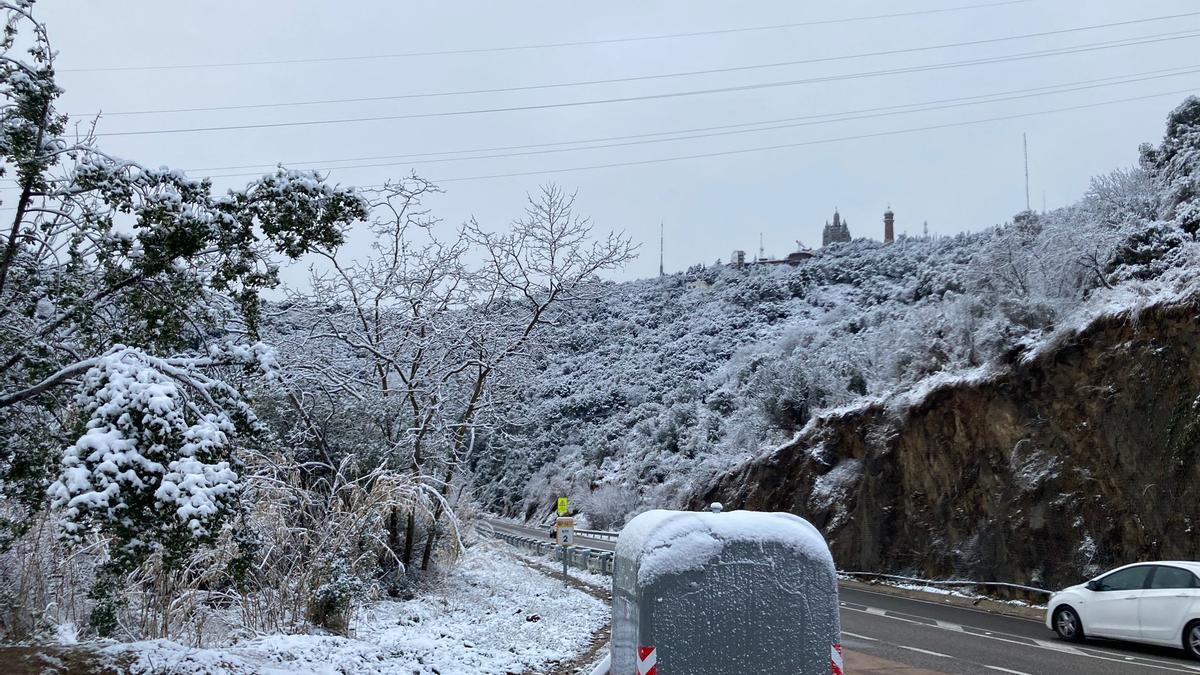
45,345,256,548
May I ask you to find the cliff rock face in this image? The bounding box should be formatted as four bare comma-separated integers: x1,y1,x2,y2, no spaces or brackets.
699,299,1200,589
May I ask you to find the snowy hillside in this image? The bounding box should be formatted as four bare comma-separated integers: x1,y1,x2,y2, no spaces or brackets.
475,110,1200,526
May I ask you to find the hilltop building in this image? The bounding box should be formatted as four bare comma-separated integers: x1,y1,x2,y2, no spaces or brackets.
727,208,896,270
822,210,851,246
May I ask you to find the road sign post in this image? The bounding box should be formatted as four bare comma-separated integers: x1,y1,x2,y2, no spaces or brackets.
556,516,575,584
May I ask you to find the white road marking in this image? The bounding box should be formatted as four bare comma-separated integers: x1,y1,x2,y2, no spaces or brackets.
985,666,1033,674
899,645,952,658
1033,638,1089,656
843,604,1200,672
841,631,877,641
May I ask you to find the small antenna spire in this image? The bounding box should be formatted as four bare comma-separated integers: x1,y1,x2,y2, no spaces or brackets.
659,221,664,277
759,232,765,260
1023,132,1031,212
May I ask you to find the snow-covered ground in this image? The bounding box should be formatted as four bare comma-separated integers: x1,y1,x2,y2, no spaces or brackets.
101,542,608,674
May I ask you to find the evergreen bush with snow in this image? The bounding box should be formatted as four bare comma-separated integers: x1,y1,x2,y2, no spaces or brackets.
47,345,251,561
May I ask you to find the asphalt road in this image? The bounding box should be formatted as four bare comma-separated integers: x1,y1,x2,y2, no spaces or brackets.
487,520,1200,674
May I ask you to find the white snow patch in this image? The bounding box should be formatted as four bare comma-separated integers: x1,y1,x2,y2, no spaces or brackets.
102,543,607,674
617,509,833,586
810,458,863,510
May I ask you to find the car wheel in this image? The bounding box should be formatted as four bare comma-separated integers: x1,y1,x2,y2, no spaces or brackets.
1054,606,1085,643
1184,621,1200,660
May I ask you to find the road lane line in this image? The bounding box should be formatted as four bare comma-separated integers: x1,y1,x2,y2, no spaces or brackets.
985,666,1033,674
842,604,1200,672
842,631,878,641
899,645,953,658
1033,638,1089,656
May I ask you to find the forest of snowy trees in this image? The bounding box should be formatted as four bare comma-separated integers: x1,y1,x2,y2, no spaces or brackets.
473,118,1200,529
3,0,1200,655
0,2,633,644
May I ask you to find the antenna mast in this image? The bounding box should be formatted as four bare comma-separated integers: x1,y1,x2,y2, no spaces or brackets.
658,221,664,277
759,233,765,260
1023,132,1031,212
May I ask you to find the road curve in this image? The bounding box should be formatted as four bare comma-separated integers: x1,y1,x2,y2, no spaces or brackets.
486,520,1200,673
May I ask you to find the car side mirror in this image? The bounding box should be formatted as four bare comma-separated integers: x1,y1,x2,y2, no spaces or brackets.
1085,580,1100,592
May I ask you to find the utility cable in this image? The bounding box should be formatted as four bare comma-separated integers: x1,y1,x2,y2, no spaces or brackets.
425,88,1198,184
60,0,1032,74
194,70,1200,178
86,11,1200,117
186,65,1200,177
91,29,1200,138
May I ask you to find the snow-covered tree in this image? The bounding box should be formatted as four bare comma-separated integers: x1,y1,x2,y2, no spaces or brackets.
266,181,635,578
0,0,366,634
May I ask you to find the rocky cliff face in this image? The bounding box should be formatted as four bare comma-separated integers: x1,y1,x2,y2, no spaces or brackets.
698,298,1200,589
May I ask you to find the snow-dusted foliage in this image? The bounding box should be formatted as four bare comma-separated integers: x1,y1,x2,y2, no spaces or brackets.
0,1,366,640
476,101,1200,523
47,346,241,545
260,180,635,582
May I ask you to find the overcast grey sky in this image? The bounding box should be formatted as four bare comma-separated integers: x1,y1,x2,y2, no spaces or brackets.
36,0,1200,281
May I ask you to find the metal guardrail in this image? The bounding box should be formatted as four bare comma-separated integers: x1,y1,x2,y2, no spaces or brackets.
490,523,1051,597
839,571,1052,595
576,528,619,542
492,530,616,575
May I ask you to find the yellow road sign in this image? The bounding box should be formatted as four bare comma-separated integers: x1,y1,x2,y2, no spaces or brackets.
557,497,569,515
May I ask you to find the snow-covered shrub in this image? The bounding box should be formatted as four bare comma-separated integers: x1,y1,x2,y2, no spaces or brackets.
309,556,368,633
47,346,242,566
580,485,639,530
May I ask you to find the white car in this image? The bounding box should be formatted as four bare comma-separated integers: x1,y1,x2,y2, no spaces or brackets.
1046,561,1200,659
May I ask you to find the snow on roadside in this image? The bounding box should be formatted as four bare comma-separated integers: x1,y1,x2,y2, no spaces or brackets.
102,541,608,674
517,550,613,590
840,576,1046,610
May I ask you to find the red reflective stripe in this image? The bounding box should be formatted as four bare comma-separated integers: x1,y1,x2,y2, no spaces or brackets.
638,646,657,675
831,643,844,675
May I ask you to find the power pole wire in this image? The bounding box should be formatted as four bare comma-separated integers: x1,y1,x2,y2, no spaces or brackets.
423,88,1195,184
181,64,1200,175
190,68,1200,178
4,65,1194,192
0,87,1189,204
91,29,1200,138
60,0,1032,74
85,11,1200,118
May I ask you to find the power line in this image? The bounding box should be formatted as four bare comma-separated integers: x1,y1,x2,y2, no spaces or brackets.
1,64,1191,194
92,29,1200,138
86,11,1200,117
181,64,1200,174
195,68,1200,179
425,88,1196,184
3,87,1190,202
60,0,1032,74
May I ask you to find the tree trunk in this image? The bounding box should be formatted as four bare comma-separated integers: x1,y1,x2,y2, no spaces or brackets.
420,462,456,571
402,510,416,568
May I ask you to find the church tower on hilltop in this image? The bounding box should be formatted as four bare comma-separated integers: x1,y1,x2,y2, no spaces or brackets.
822,209,851,246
